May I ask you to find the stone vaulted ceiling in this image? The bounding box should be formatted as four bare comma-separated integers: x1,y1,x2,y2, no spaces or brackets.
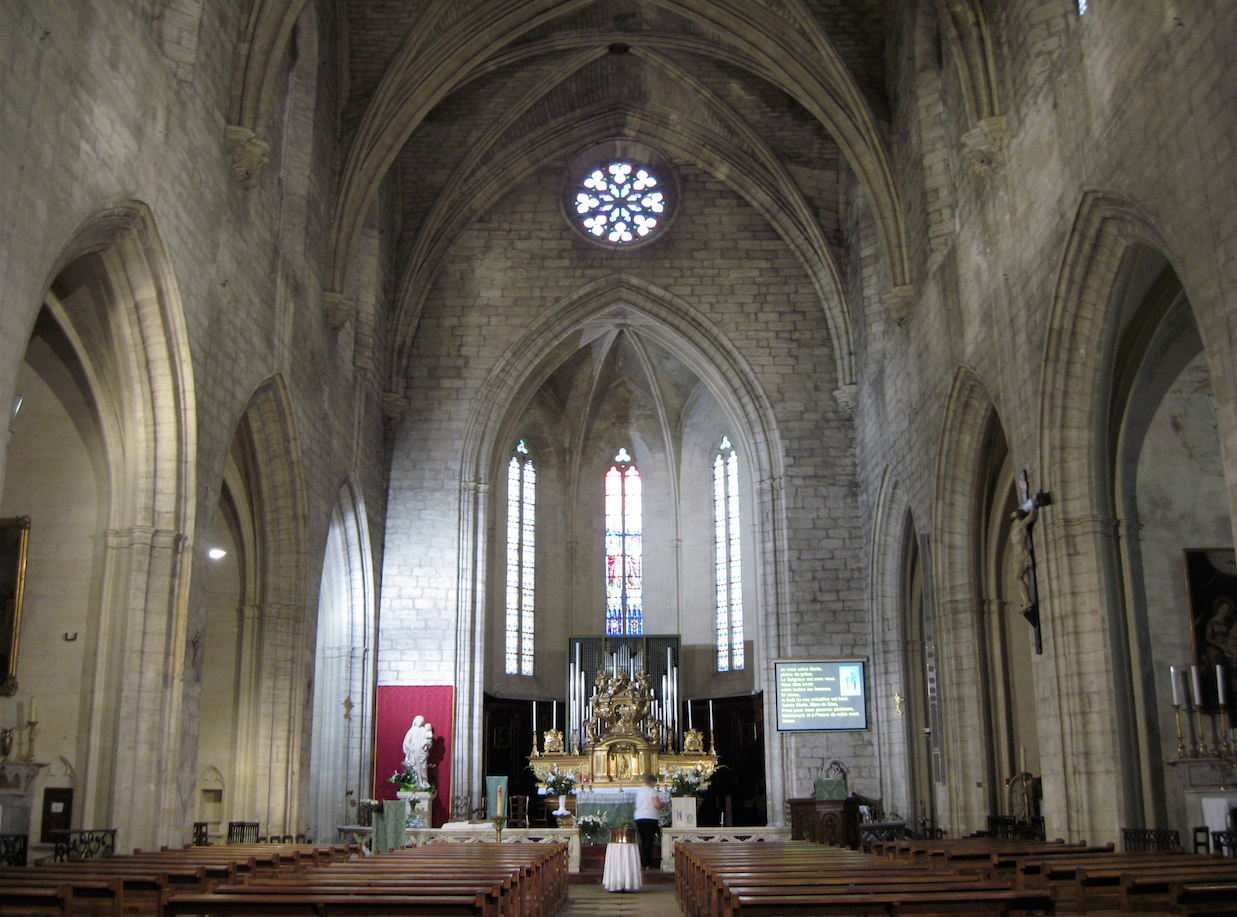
326,0,908,388
232,0,916,393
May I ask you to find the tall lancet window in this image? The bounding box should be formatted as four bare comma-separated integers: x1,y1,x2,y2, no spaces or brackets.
605,447,642,636
714,436,744,671
506,440,536,675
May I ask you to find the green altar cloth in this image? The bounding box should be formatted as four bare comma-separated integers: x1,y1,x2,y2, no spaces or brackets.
371,799,408,852
576,792,635,845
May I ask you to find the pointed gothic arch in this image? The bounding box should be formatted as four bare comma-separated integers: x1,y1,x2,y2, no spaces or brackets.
6,201,198,852
452,273,792,819
1035,193,1224,843
216,376,311,839
308,478,377,845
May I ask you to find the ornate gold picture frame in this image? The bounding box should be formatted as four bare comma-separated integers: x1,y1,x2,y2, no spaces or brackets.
0,516,30,696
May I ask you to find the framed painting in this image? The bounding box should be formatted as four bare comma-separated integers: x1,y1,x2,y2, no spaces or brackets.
0,517,30,696
1183,548,1237,718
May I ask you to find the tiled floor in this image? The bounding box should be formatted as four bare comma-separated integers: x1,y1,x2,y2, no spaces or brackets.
558,883,683,916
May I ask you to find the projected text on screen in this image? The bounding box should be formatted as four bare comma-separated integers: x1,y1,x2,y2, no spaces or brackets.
775,659,868,731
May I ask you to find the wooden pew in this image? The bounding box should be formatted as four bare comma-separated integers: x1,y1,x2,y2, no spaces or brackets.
1170,879,1237,916
675,841,1038,917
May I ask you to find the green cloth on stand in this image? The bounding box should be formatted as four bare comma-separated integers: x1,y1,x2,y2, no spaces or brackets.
485,776,509,818
577,793,635,845
371,799,408,852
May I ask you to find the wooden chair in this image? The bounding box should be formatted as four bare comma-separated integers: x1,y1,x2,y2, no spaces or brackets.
227,821,259,844
1193,825,1211,854
508,795,529,828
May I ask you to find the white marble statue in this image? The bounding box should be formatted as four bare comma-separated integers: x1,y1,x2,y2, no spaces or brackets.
402,715,433,788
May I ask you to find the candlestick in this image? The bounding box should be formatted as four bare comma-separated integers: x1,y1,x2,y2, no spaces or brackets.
1196,704,1210,758
1171,666,1181,707
1173,704,1186,758
22,720,37,762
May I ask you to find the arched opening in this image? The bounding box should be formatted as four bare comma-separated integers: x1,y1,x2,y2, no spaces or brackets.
308,483,376,844
902,513,941,834
1,306,107,847
195,379,309,840
976,417,1041,820
1104,247,1224,832
0,203,195,852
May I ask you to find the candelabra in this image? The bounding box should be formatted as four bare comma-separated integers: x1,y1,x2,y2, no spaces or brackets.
1196,704,1210,758
1173,704,1186,758
21,719,37,762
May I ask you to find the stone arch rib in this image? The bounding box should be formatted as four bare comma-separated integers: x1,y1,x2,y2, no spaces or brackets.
225,0,313,185
1033,192,1174,844
37,201,197,852
868,467,915,820
235,375,312,838
931,365,997,837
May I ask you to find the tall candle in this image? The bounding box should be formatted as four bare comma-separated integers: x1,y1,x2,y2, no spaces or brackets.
1192,665,1204,707
552,701,557,730
709,699,715,731
1170,666,1181,707
1218,665,1227,707
28,696,36,722
1020,745,1027,775
497,784,503,815
532,700,537,732
688,702,693,730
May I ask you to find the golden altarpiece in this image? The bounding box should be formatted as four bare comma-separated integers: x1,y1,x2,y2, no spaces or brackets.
530,667,717,789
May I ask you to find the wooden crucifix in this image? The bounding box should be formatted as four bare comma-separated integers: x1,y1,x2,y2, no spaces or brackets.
1010,470,1051,654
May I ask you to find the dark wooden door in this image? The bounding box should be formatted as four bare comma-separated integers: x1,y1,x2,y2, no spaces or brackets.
40,787,72,842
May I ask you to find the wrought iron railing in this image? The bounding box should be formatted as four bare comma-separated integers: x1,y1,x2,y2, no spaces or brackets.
1122,827,1181,852
52,828,116,861
0,833,28,866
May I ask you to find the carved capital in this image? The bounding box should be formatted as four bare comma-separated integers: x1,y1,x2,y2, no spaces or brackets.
383,391,409,422
833,384,858,413
323,292,354,330
225,124,271,188
961,116,1006,170
885,284,915,324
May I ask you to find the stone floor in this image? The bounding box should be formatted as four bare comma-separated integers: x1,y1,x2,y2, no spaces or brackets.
558,883,683,916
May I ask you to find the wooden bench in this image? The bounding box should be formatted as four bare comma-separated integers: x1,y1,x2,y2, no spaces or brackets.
1170,879,1237,916
723,886,1056,916
674,841,1047,917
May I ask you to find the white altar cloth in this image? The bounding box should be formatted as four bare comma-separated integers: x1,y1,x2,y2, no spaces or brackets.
602,841,643,892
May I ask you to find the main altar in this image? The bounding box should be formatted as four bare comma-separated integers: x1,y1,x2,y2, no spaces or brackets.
529,661,718,791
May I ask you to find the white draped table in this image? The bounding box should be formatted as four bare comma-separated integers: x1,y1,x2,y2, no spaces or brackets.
602,841,642,892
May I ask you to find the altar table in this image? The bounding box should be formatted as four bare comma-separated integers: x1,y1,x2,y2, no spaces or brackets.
602,841,642,892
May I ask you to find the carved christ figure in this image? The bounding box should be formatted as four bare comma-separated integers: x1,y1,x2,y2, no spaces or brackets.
1009,470,1048,617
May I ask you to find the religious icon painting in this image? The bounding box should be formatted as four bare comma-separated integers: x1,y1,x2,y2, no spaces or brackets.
1183,547,1237,723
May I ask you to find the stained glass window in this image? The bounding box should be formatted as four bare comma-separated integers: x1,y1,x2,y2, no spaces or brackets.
714,436,743,671
574,162,665,244
605,447,642,635
505,440,535,675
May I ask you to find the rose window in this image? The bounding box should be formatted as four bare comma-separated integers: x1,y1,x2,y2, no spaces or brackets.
573,162,666,244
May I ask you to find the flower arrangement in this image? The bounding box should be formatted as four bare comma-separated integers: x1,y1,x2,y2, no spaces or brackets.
575,813,609,830
530,762,578,796
387,764,433,793
661,762,719,797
